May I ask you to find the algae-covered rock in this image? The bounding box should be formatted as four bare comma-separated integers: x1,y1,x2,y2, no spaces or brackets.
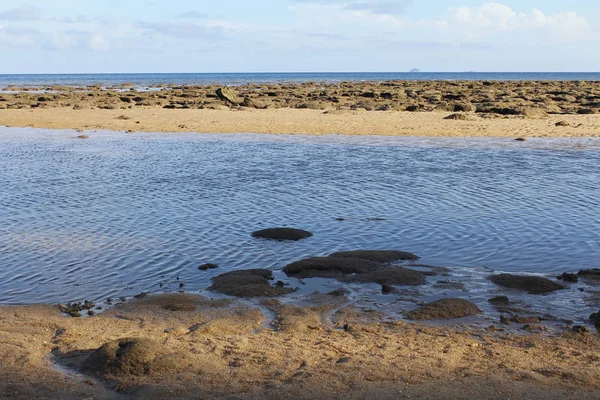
489,274,565,294
329,250,419,263
406,298,481,320
209,269,293,297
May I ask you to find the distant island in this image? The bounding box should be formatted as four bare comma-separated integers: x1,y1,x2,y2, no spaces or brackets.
409,68,421,73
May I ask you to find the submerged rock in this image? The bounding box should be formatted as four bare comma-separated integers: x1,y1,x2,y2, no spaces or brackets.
489,274,565,294
329,250,420,263
81,338,190,377
282,256,382,278
578,269,600,285
198,263,219,271
488,296,509,305
209,269,293,297
251,228,313,241
557,272,579,283
344,267,426,286
405,298,481,320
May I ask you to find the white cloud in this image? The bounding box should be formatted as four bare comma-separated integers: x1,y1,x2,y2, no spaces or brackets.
0,4,40,21
49,32,78,49
89,34,109,51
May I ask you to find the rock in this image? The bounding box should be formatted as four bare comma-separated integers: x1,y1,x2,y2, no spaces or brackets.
405,298,481,320
488,296,509,305
81,338,190,377
453,102,474,112
198,263,219,271
209,269,293,297
577,269,600,285
329,250,420,263
514,138,526,141
555,120,570,127
577,108,597,115
215,88,243,105
76,134,89,139
381,284,394,294
557,272,578,283
327,288,350,297
242,97,268,109
444,113,470,120
251,228,313,241
283,256,382,278
511,315,541,324
489,274,565,294
344,267,426,286
520,107,548,119
571,325,590,333
589,312,600,327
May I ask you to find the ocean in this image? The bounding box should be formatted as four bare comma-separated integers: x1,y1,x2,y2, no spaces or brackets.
1,72,599,88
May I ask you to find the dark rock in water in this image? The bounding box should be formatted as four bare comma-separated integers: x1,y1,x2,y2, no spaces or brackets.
328,288,350,297
76,134,89,139
198,263,219,271
489,274,565,294
81,338,190,377
557,272,578,283
571,325,590,333
488,296,510,305
344,267,426,286
329,250,420,263
511,315,541,324
405,298,481,320
514,137,526,141
215,87,243,105
283,256,382,278
251,228,313,241
578,269,600,277
589,312,600,327
381,284,394,294
209,269,293,297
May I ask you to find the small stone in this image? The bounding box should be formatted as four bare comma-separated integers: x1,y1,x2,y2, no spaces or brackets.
134,292,148,299
571,325,590,333
555,120,570,127
198,263,219,271
381,284,394,294
488,296,509,305
515,137,526,141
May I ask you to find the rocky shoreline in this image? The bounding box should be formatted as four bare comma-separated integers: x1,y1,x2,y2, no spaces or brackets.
1,80,600,116
2,228,600,398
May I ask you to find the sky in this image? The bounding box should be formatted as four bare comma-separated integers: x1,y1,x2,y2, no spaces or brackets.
0,0,598,73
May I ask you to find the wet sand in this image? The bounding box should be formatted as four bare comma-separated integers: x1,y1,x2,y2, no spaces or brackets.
1,293,599,399
0,81,599,137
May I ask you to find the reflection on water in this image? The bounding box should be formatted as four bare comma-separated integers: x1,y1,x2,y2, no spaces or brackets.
0,128,599,317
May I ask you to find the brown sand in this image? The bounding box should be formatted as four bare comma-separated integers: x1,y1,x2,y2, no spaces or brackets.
0,81,599,137
1,108,599,138
1,293,599,399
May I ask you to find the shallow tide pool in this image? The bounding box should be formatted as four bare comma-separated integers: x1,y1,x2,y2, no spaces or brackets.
1,128,599,325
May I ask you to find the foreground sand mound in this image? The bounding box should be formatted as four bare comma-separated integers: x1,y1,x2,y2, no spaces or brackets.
490,274,565,294
209,269,294,297
406,298,481,320
251,227,313,241
81,338,190,377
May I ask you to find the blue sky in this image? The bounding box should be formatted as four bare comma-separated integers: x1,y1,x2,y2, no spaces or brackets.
0,0,598,73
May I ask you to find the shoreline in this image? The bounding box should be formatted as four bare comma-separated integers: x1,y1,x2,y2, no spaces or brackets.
1,293,600,399
0,80,599,138
1,108,599,138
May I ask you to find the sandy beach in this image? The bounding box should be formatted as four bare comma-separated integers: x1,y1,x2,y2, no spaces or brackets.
2,293,600,400
0,81,599,137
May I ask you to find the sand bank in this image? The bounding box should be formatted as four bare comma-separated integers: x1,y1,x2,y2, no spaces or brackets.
1,293,599,399
0,81,599,137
